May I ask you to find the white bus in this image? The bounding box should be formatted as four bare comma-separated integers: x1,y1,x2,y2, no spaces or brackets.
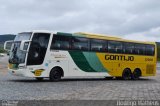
4,30,157,81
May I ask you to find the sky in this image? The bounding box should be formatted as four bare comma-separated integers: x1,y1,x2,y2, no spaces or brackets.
0,0,160,41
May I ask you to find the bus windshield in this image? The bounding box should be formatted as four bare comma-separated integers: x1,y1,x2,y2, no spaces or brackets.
9,33,32,64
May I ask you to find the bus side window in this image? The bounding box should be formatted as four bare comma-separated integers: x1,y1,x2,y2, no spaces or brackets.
124,43,134,54
50,35,70,50
108,41,122,53
145,45,155,56
134,44,145,55
90,39,107,52
71,37,89,51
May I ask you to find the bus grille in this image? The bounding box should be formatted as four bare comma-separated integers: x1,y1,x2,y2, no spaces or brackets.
146,65,154,74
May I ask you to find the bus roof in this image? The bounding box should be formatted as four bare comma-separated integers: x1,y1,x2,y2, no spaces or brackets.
75,32,122,40
74,32,155,45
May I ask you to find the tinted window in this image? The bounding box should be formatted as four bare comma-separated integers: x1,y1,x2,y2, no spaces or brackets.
123,43,134,54
134,44,145,55
72,37,89,51
108,41,122,53
50,35,70,50
27,33,50,65
91,39,107,52
145,45,155,56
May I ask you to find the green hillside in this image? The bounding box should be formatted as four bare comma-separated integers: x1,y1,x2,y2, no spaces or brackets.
0,34,16,53
0,34,16,42
0,44,5,53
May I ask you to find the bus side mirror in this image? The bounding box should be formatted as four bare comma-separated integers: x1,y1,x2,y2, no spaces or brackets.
20,40,31,52
4,40,14,51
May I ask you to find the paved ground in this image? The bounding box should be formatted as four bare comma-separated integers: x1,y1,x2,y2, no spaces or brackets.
0,55,160,100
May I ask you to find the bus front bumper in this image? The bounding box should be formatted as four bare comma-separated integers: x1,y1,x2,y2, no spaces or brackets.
8,68,26,77
8,68,35,77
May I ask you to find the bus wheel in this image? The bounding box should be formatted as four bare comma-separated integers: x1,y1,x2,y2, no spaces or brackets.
122,68,132,80
50,68,62,81
36,77,44,81
132,69,141,80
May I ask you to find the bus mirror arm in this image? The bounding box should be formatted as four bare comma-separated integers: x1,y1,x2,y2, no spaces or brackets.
4,40,14,51
20,40,31,52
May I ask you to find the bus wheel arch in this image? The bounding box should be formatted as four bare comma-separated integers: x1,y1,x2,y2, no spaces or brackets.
49,66,64,81
132,68,141,80
122,68,132,80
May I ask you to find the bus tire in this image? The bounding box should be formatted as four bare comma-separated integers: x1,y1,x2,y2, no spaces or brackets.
122,68,132,80
132,68,141,80
36,77,44,81
50,67,63,81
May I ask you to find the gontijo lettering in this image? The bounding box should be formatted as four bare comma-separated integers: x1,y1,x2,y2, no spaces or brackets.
105,55,134,61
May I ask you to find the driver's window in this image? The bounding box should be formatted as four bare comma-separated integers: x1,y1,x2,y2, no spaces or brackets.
27,33,50,65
